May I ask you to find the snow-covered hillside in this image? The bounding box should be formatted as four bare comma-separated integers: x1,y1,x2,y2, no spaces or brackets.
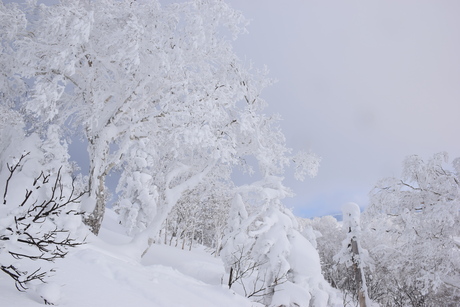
0,209,258,307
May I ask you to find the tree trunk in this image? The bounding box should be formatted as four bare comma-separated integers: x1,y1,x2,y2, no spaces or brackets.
228,267,234,288
83,137,110,235
84,195,105,235
189,223,195,251
351,238,367,307
129,163,214,258
214,226,222,257
164,219,168,245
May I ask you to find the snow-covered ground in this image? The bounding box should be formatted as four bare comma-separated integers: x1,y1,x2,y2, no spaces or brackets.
0,209,258,307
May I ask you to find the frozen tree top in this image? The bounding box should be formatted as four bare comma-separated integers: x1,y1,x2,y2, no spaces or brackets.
342,202,360,218
342,202,361,232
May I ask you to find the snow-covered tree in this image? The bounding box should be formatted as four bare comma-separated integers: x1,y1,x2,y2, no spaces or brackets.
220,193,253,288
363,152,460,306
310,215,345,290
1,4,338,306
334,203,371,307
1,3,321,266
198,179,234,255
221,176,339,306
0,2,28,108
2,0,311,238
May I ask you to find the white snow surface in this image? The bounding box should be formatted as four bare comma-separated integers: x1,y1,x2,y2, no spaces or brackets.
0,210,258,307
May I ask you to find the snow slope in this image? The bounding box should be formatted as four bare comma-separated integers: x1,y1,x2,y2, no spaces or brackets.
0,210,257,307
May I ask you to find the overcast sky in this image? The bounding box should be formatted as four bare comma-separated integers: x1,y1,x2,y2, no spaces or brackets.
226,0,460,217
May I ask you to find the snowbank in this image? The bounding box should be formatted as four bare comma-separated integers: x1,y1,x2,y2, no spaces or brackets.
0,210,256,307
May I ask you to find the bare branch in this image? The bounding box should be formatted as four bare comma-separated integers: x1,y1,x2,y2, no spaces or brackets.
3,152,30,205
1,156,86,292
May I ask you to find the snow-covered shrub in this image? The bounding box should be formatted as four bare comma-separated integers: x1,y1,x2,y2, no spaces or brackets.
0,153,86,293
221,178,340,306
